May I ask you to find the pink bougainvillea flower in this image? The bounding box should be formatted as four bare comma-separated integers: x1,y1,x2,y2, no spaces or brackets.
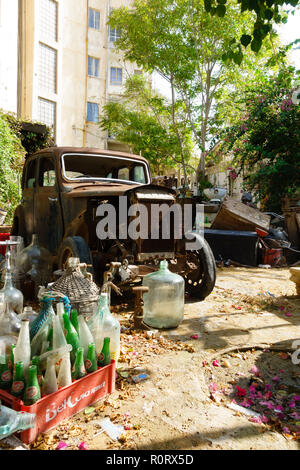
212,360,220,367
279,306,285,311
125,424,133,430
274,405,283,412
272,376,280,382
289,401,296,408
209,382,218,392
264,391,273,399
283,427,290,434
190,334,199,339
236,386,247,397
202,361,208,367
285,312,292,317
249,416,262,424
261,415,269,423
56,441,68,450
265,384,272,391
250,365,261,377
240,399,250,408
78,442,88,450
293,395,300,402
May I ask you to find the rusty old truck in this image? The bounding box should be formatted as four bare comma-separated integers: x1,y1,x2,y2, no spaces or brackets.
12,147,216,299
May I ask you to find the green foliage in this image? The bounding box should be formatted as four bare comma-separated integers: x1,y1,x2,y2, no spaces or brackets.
204,0,298,57
108,0,281,179
0,111,53,223
0,114,25,221
3,112,53,156
220,67,300,212
100,75,194,175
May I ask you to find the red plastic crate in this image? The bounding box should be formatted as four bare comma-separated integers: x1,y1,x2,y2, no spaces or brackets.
0,233,10,256
0,360,116,444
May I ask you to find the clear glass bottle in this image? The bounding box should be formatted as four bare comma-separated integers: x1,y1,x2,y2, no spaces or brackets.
18,234,52,298
0,401,36,440
0,251,23,315
143,260,184,329
19,306,38,324
99,293,120,365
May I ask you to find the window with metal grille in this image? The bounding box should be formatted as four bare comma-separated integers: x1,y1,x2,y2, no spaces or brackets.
88,8,100,30
87,102,99,122
110,67,122,85
38,97,56,132
88,57,100,77
109,27,121,42
39,43,57,93
39,0,58,43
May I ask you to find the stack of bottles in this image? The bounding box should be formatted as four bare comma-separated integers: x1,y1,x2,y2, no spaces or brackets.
0,292,120,405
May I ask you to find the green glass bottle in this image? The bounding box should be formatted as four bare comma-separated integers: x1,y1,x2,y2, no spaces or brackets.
98,337,111,367
47,327,53,351
70,309,79,335
11,361,26,398
0,354,13,390
63,313,80,363
31,356,44,387
85,343,97,373
23,365,41,405
71,347,86,380
9,344,16,372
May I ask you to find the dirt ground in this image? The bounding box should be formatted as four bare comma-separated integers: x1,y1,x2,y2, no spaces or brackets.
4,266,300,451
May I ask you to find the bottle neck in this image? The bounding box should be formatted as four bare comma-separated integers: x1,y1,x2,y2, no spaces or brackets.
18,412,36,431
31,234,39,246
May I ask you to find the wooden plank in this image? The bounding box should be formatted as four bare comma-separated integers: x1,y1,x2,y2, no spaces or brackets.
211,197,271,232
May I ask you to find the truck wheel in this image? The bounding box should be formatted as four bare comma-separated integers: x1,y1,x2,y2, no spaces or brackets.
184,234,216,300
57,236,93,273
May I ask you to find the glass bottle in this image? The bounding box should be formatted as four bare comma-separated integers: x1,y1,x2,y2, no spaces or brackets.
23,365,41,405
0,354,12,390
18,234,52,298
99,293,120,365
0,302,21,336
70,309,79,335
0,251,23,315
85,342,97,373
11,361,26,398
143,260,184,329
78,315,94,359
57,352,72,388
42,358,58,396
14,320,31,377
0,401,36,439
63,314,80,364
19,306,38,324
30,296,55,340
98,337,111,367
71,347,86,380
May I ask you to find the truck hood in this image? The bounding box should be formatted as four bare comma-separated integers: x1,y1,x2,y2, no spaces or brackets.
64,183,176,199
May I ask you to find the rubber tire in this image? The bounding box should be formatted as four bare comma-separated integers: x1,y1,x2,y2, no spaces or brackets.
185,235,216,301
57,236,93,273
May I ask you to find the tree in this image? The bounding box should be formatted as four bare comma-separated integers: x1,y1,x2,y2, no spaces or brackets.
100,75,195,178
204,0,299,56
220,67,300,213
108,0,280,182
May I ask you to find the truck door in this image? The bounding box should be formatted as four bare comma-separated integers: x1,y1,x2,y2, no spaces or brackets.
34,155,63,255
22,157,38,244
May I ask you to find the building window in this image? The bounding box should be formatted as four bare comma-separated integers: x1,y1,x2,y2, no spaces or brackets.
109,27,121,42
87,102,99,123
88,57,99,78
39,43,57,93
39,0,58,43
88,8,100,30
110,67,122,86
38,98,56,133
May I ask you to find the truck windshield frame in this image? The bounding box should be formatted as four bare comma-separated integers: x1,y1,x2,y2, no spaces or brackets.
61,153,150,185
